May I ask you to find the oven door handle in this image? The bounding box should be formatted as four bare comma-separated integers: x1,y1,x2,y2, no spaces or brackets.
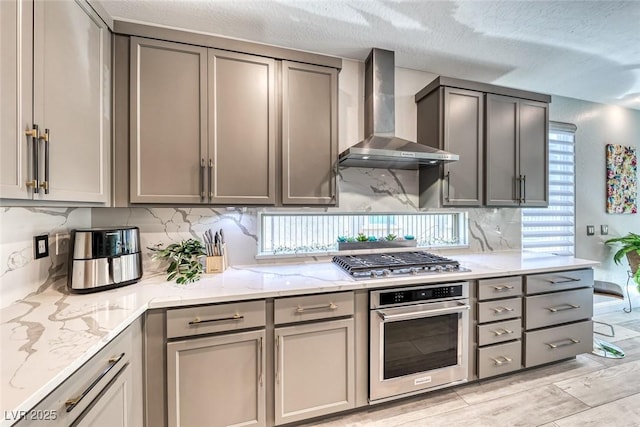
377,303,470,322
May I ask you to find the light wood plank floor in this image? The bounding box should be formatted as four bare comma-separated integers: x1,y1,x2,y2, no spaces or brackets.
304,309,640,427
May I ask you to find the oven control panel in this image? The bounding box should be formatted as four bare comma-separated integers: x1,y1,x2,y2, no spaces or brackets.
379,284,463,306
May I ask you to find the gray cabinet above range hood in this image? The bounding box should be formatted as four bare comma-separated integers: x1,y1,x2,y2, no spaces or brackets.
338,48,459,170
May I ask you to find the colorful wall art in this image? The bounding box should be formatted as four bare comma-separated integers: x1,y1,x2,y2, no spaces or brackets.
606,144,637,214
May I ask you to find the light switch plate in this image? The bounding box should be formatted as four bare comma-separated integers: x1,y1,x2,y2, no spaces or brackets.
586,225,595,236
601,225,608,235
34,234,49,259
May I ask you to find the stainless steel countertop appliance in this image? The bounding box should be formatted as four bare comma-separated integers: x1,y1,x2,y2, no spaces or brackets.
68,227,142,293
369,281,470,402
332,251,469,279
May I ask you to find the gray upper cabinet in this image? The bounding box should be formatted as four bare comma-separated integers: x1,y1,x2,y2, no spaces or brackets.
485,94,549,207
130,37,207,204
281,61,338,205
125,31,337,206
417,87,484,207
209,50,276,205
1,0,110,203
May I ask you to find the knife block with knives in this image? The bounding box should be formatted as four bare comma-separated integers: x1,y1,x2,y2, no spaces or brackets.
203,228,228,273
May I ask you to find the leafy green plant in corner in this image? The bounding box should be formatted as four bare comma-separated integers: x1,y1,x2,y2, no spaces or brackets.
605,232,640,288
149,239,206,284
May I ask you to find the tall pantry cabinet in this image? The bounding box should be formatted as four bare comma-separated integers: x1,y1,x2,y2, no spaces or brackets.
0,0,110,203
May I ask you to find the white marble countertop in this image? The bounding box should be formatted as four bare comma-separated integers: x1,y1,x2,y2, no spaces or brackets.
0,251,598,426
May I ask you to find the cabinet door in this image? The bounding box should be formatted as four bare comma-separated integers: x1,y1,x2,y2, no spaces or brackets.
130,37,207,203
519,100,548,207
32,0,110,203
485,94,519,207
72,364,133,427
0,0,33,200
167,329,266,427
443,87,483,206
281,61,338,205
208,49,276,205
274,318,355,425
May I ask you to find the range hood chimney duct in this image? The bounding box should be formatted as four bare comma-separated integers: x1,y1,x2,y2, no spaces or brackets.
339,48,459,169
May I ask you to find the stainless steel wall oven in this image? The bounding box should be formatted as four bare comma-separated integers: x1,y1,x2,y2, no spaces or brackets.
369,282,470,402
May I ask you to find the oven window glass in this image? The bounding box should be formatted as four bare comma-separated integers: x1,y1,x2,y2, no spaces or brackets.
383,313,459,379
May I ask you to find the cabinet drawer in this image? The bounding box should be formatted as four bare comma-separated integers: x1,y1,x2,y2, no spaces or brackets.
478,276,523,301
166,300,266,338
478,297,522,323
524,320,593,367
525,269,593,295
478,319,522,346
477,341,522,379
525,288,593,330
275,292,354,325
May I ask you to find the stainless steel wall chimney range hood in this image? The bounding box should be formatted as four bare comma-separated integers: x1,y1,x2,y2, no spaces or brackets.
338,48,459,169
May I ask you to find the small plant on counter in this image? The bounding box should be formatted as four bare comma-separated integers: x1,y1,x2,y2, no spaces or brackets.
404,235,415,240
356,233,369,242
384,234,397,241
149,239,206,284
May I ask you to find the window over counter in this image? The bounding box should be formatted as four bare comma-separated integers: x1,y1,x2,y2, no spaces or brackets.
522,122,576,255
259,212,468,256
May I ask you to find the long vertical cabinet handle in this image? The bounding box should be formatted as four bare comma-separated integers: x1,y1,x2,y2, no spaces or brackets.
258,337,264,386
275,334,280,384
522,175,526,204
444,170,451,202
39,129,50,194
200,158,205,201
24,124,39,192
517,175,524,204
208,159,213,201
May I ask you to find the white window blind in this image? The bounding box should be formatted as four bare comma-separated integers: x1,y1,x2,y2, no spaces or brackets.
259,212,468,255
522,123,576,255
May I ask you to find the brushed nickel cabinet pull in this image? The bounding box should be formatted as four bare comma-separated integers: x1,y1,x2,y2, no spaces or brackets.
491,285,515,291
25,124,39,192
188,313,243,325
295,302,338,313
493,328,514,336
546,303,580,313
546,276,581,285
208,159,213,200
491,306,515,314
444,170,451,202
522,174,526,204
39,129,50,194
275,335,281,384
65,352,126,412
491,355,512,366
200,158,205,201
547,338,580,349
258,337,264,386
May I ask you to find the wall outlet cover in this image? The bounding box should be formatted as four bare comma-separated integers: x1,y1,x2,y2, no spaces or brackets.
586,225,595,236
601,225,609,235
34,234,49,259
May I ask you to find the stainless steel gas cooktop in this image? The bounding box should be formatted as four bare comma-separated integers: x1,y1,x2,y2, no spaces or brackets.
332,251,468,279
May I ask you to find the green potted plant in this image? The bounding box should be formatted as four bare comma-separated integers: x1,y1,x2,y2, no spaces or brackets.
605,232,640,288
149,239,207,284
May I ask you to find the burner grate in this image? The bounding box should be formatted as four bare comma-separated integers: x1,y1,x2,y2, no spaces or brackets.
332,251,460,276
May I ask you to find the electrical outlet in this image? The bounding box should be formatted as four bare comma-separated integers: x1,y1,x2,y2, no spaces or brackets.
586,225,595,236
601,225,608,235
34,234,49,259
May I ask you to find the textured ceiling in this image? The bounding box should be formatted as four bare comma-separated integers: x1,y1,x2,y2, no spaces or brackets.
98,0,640,109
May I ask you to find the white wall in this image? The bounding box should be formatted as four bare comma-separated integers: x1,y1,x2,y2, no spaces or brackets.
549,96,640,286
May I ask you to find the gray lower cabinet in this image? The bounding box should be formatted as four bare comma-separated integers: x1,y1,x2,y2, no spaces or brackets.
476,276,523,379
281,61,338,205
1,0,110,203
485,94,548,207
15,317,143,427
167,329,266,427
417,86,484,207
274,318,355,425
523,269,594,368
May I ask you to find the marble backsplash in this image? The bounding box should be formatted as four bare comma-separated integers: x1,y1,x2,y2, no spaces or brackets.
1,168,521,307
